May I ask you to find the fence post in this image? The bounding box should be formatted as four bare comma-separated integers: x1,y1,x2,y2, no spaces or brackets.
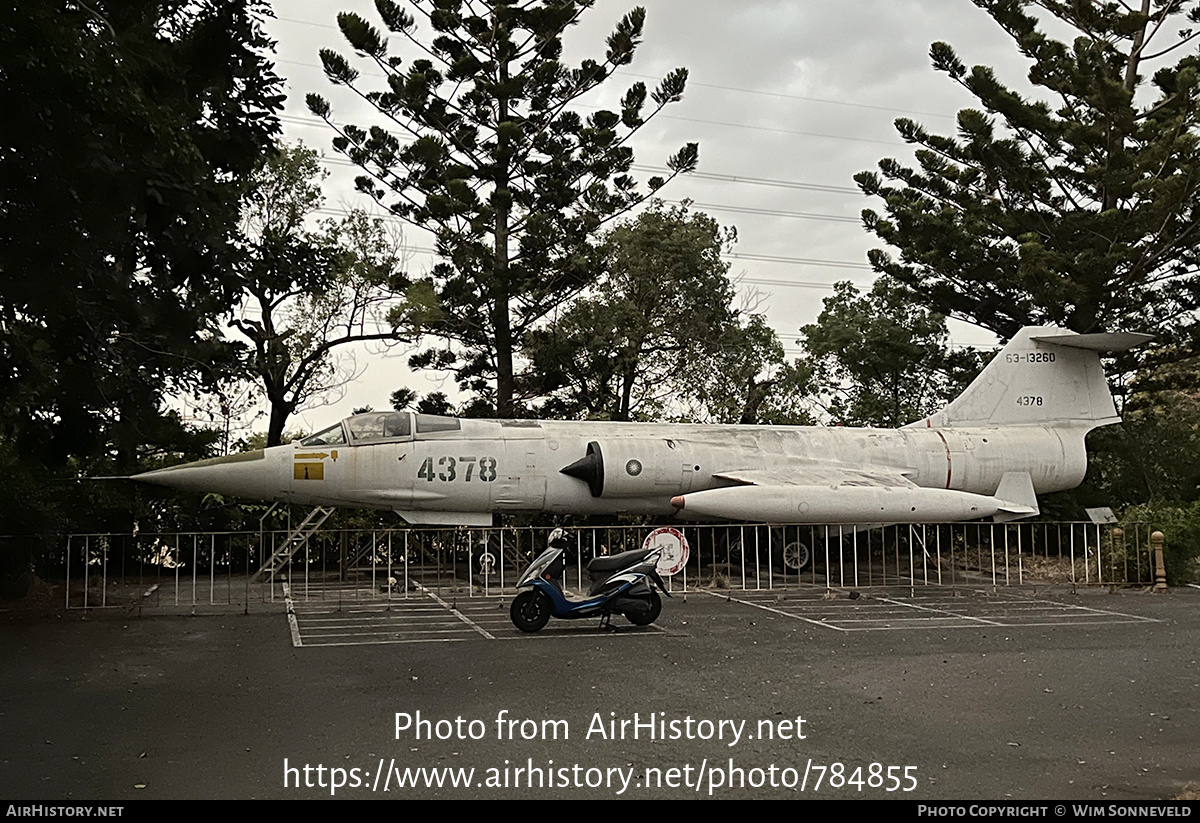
1152,531,1167,592
1111,527,1124,585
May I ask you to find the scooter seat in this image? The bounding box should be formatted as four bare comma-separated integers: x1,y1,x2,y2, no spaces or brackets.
587,549,653,574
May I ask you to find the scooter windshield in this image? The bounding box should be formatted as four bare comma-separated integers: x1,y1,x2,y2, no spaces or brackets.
516,548,561,588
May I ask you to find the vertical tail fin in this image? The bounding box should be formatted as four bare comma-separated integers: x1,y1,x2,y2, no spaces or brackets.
909,327,1152,430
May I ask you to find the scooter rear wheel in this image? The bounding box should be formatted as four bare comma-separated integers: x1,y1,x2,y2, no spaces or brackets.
510,590,552,633
625,590,662,626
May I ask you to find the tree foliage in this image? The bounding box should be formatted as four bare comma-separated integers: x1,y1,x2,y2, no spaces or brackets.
232,144,414,446
678,312,789,424
796,279,985,428
308,0,698,416
856,0,1200,378
0,1,282,545
390,386,454,415
1,0,283,469
526,202,781,422
1061,358,1200,511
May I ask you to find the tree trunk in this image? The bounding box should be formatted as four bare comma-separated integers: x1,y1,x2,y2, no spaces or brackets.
266,396,293,448
493,43,515,419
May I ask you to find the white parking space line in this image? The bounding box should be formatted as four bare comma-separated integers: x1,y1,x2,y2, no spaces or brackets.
298,637,473,648
283,582,302,648
704,590,851,632
300,633,472,643
1026,599,1159,622
288,591,485,647
293,604,447,616
872,595,1004,626
499,628,668,640
453,598,672,638
287,589,676,646
714,589,1162,632
414,583,496,640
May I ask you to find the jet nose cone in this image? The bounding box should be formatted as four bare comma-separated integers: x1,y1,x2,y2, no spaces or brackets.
132,449,275,499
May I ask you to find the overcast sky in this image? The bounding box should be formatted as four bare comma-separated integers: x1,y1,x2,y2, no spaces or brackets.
251,0,1038,431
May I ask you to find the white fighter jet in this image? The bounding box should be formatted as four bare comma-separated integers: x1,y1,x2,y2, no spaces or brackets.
133,326,1149,527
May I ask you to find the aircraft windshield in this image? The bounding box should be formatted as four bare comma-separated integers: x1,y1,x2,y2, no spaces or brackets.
300,413,461,446
346,411,412,443
300,423,346,446
415,414,461,434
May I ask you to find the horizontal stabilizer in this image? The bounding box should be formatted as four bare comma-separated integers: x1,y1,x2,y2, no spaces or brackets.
1029,331,1154,352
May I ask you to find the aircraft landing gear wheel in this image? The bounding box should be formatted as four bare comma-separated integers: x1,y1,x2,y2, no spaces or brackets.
625,590,662,626
783,541,812,572
510,590,552,633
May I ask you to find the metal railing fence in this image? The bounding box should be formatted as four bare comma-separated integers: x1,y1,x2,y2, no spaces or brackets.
40,521,1157,612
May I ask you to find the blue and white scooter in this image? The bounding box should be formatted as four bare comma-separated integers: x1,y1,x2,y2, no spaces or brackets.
510,528,672,632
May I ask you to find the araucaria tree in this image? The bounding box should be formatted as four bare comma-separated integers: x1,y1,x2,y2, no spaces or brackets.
308,0,698,417
856,0,1200,374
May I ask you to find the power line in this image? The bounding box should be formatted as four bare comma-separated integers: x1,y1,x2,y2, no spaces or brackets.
640,110,901,146
726,253,870,270
271,58,907,147
650,167,858,195
291,124,863,196
675,201,859,223
740,278,840,290
271,20,955,122
313,206,869,272
617,72,956,121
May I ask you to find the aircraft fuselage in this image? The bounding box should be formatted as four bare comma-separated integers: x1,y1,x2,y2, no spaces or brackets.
148,417,1084,525
133,327,1151,526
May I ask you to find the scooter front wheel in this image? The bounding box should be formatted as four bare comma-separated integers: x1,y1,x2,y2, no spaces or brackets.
510,590,552,633
625,590,662,626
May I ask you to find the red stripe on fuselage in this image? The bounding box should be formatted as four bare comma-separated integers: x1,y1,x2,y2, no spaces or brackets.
934,430,952,489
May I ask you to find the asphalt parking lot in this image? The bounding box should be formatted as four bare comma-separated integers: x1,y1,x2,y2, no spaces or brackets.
283,583,1157,647
1,584,1196,799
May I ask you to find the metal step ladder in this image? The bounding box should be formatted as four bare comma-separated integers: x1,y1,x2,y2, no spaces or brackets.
252,506,336,583
909,524,928,558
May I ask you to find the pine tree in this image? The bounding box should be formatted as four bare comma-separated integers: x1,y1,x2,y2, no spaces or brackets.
856,0,1200,379
308,0,698,416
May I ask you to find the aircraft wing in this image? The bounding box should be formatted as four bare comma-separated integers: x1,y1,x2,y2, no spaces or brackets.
711,464,919,489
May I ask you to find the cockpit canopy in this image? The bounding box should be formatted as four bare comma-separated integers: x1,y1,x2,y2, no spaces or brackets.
299,412,462,446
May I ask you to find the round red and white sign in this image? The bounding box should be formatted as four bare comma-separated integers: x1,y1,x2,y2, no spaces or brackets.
642,527,690,577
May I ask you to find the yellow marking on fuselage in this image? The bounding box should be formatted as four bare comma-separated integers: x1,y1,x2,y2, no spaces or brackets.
294,463,325,480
